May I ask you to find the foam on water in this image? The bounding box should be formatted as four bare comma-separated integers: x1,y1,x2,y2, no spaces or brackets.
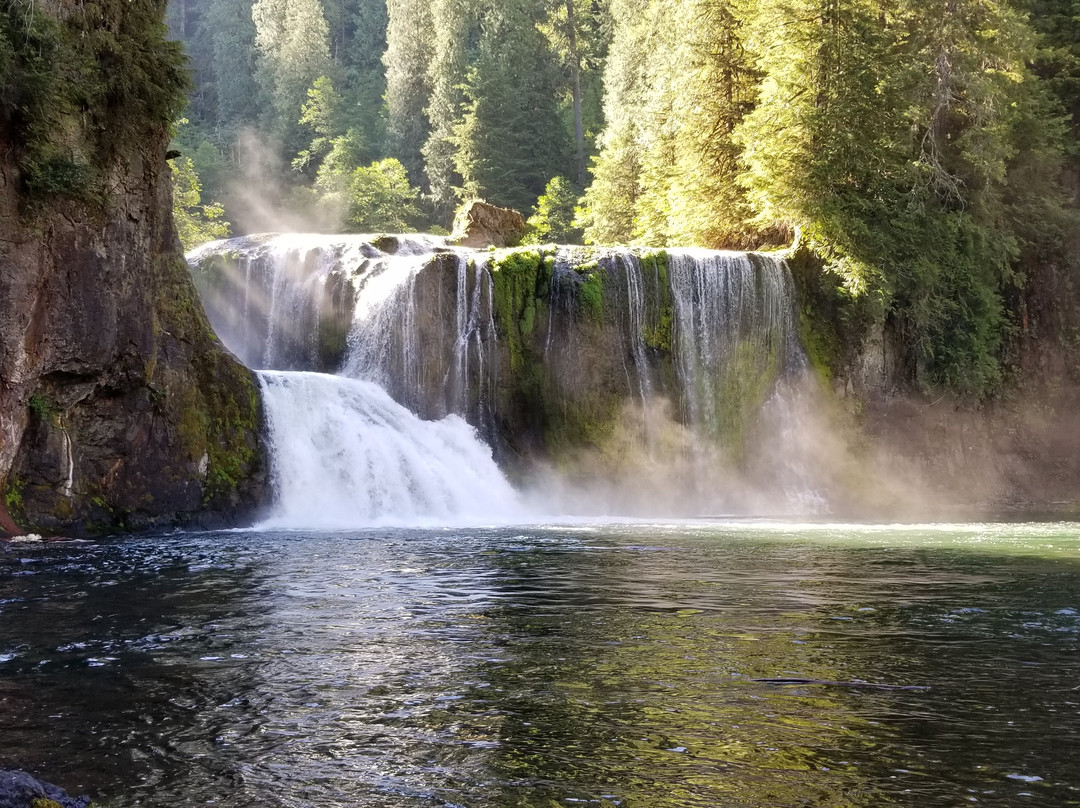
257,371,525,529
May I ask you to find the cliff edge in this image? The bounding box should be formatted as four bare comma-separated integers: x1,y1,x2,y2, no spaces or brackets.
0,1,267,536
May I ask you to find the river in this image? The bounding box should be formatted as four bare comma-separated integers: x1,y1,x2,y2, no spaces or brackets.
1,520,1078,806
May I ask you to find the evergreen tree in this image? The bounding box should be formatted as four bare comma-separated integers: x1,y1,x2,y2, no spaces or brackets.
252,0,332,151
383,0,434,184
452,0,572,213
294,75,348,173
422,0,477,224
576,0,649,244
661,0,760,247
541,0,612,186
206,0,262,129
737,0,1068,393
527,175,583,243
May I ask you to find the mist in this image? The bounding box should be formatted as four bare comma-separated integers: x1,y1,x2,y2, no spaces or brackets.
220,129,346,236
182,231,1061,525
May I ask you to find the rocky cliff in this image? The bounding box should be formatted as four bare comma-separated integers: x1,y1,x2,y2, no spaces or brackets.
0,0,267,536
789,247,1080,516
193,233,1080,519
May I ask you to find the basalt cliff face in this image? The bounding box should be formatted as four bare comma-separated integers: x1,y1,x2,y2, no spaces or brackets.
789,247,1080,516
193,232,1080,519
0,1,267,536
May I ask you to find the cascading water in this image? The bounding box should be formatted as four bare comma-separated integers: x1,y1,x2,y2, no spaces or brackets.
189,234,526,527
666,249,802,437
257,371,521,528
188,233,823,522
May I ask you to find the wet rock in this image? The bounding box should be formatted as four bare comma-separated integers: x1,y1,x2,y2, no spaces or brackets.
0,4,269,535
0,770,91,808
451,200,527,248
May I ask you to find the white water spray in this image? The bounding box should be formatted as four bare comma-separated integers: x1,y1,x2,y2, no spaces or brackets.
257,371,524,528
191,236,824,523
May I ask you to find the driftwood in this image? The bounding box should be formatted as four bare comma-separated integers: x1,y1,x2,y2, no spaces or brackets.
751,678,930,691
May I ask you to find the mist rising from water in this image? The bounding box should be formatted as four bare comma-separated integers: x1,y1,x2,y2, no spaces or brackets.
257,371,525,529
188,234,961,525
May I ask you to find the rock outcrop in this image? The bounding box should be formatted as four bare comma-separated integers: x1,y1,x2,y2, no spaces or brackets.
0,1,268,536
0,770,90,808
451,200,527,248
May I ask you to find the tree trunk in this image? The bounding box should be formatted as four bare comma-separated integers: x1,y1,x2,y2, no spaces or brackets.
566,0,587,186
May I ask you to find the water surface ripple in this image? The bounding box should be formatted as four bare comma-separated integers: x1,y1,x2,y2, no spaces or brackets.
1,521,1079,807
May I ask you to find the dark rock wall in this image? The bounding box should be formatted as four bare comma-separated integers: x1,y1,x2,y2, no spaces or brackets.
787,247,1080,515
0,5,267,536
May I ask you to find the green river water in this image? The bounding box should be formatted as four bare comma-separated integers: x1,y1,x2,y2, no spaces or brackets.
0,520,1078,806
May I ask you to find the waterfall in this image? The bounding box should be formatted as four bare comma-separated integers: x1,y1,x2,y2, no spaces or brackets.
257,371,523,528
189,234,822,522
667,250,801,438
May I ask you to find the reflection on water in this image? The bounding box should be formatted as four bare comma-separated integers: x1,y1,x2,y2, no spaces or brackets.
1,522,1079,807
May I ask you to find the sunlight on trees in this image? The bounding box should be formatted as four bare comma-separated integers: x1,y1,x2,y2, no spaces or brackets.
164,0,1080,392
172,157,231,250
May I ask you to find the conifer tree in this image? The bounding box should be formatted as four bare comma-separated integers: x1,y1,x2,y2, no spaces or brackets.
252,0,333,153
383,0,434,184
577,0,650,244
452,0,572,213
206,0,262,129
422,0,477,224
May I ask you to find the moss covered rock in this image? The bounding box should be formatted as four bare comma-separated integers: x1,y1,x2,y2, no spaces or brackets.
0,0,268,536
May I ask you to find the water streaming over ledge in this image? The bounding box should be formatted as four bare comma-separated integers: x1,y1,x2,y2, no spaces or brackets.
188,235,819,523
256,371,523,528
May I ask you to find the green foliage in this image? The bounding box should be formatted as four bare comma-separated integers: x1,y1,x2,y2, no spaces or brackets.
729,0,1070,394
566,0,1080,394
452,0,572,214
172,157,231,250
27,393,57,423
206,0,264,126
22,156,99,205
526,176,583,244
420,0,474,222
539,0,610,186
490,248,549,371
253,0,332,149
1,0,187,210
293,74,346,173
312,146,422,231
345,158,423,231
578,0,762,248
384,0,433,183
3,477,23,517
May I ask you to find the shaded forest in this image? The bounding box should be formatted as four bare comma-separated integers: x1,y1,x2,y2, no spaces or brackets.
166,0,1080,394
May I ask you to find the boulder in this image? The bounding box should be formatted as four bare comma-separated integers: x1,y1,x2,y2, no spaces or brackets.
451,200,527,248
0,770,91,808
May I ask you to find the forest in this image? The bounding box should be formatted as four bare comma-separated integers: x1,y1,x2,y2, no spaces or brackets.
166,0,1080,395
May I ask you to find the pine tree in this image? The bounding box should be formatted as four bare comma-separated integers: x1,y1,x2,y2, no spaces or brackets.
206,0,262,129
577,0,650,244
452,0,572,213
737,0,1068,393
541,0,612,187
252,0,332,151
422,0,477,224
527,175,583,243
383,0,434,184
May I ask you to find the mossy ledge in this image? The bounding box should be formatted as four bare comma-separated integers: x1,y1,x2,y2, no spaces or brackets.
0,0,268,536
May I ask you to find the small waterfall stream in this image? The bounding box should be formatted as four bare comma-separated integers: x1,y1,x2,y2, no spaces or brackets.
188,234,819,524
257,371,522,527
